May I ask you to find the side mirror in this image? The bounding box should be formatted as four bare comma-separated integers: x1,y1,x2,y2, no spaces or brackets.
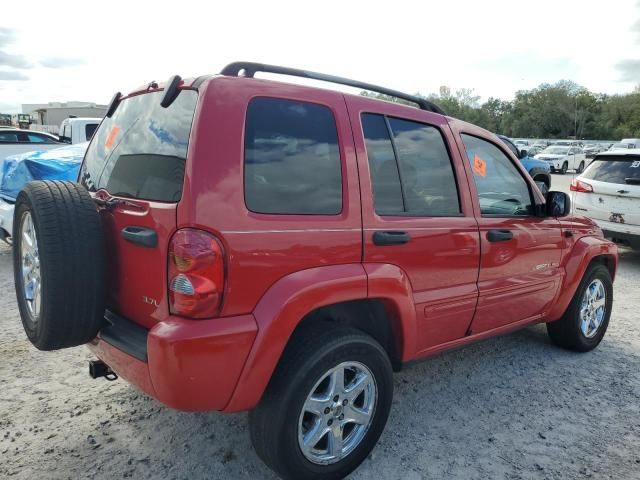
546,191,571,217
520,149,527,158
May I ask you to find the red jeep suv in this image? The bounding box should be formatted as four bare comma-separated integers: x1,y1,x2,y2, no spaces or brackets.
13,62,617,480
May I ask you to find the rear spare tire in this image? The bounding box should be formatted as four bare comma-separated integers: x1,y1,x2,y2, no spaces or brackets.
13,181,106,350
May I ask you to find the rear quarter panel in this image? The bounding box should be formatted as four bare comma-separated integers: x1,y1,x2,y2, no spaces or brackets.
179,77,363,317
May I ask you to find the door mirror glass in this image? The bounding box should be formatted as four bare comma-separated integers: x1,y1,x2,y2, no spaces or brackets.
546,191,571,217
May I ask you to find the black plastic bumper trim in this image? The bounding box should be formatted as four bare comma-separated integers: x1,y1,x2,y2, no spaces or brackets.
99,310,149,362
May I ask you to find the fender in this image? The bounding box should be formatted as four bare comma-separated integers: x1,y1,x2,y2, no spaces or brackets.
546,235,617,322
363,263,417,362
223,263,368,412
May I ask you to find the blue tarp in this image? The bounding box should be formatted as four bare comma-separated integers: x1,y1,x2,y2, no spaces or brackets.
0,142,88,201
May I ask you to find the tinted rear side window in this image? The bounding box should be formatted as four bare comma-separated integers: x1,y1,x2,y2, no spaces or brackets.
361,114,404,214
362,113,460,216
582,158,640,184
244,97,342,214
80,90,197,202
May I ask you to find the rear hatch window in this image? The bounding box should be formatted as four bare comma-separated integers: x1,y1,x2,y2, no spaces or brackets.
582,157,640,185
80,90,197,201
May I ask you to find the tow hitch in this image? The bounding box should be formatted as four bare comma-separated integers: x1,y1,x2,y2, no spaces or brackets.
89,360,118,381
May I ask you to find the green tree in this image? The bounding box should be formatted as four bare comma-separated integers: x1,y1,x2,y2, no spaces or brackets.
360,81,640,139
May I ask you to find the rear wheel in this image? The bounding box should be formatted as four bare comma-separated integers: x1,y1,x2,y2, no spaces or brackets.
577,161,585,173
13,181,106,350
249,325,393,480
547,264,613,352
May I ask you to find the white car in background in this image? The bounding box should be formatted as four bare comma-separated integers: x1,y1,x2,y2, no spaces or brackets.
571,149,640,250
609,139,640,152
0,129,61,158
534,145,587,174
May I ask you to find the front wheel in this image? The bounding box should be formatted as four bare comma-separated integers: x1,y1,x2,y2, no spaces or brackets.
560,161,568,174
249,325,393,480
547,264,613,352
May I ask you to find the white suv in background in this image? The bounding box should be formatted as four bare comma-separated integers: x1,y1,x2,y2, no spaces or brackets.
535,146,587,174
571,149,640,249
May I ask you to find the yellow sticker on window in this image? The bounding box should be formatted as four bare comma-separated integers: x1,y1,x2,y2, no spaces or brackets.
473,154,486,177
105,126,120,149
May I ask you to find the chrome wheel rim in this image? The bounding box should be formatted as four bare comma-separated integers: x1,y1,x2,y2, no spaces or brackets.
20,212,41,321
580,279,606,338
298,361,377,465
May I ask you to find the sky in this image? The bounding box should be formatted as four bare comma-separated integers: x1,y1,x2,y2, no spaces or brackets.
1,0,639,113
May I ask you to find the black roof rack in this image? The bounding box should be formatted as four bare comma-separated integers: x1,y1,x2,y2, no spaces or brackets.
220,62,446,115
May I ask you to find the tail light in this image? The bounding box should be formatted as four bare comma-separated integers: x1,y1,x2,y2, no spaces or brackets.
168,229,225,318
570,179,593,193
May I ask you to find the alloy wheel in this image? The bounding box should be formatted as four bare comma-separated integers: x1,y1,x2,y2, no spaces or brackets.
20,211,41,321
298,361,377,465
579,279,606,338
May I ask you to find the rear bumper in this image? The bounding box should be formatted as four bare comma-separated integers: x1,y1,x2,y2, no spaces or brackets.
594,218,640,235
594,219,640,248
87,310,258,411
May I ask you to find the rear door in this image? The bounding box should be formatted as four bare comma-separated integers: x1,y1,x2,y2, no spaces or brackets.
577,156,640,227
456,132,564,334
79,89,198,329
346,97,481,353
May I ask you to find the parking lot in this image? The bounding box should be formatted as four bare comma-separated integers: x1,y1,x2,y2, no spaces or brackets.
0,171,638,480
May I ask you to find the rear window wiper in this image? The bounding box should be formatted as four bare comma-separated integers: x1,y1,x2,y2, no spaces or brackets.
93,191,142,210
625,177,640,185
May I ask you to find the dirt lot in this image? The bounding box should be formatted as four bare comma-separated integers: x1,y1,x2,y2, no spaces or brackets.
1,230,640,479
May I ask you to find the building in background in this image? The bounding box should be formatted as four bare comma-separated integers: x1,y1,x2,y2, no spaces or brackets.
22,101,107,132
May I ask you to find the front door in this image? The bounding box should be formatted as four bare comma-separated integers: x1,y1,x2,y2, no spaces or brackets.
346,97,481,352
457,133,564,334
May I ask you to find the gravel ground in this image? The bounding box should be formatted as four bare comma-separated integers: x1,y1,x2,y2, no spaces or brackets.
1,201,639,479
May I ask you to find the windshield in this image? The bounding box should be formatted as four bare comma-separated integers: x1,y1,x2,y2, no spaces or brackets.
80,90,197,202
611,143,632,149
542,146,570,155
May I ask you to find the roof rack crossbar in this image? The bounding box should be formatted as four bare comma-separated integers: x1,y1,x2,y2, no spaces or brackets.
220,62,446,115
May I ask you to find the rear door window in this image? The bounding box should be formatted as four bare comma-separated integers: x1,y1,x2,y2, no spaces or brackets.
244,97,342,215
361,113,460,216
81,90,197,202
582,158,640,184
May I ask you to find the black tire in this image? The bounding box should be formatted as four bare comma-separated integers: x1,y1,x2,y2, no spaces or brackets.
577,161,585,174
547,264,613,352
13,181,106,350
249,325,393,480
560,161,568,174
